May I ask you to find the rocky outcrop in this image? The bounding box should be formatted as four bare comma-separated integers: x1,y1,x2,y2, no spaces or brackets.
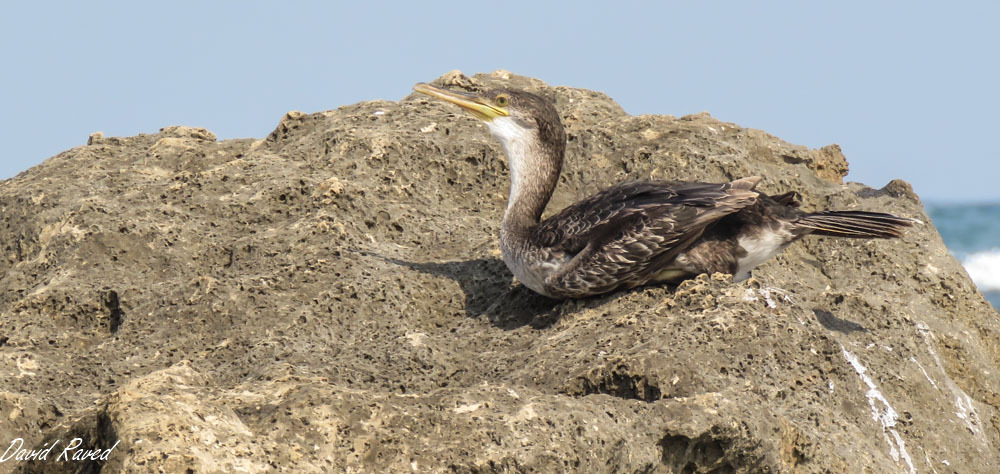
1,70,998,473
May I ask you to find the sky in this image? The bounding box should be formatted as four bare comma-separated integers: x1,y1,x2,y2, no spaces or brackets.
2,1,997,202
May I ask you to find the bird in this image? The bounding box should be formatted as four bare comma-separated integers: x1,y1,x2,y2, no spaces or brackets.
413,82,917,299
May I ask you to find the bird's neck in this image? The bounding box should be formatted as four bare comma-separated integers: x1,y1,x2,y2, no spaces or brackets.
499,132,564,236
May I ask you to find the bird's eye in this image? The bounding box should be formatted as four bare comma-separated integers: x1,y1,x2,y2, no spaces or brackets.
495,95,509,107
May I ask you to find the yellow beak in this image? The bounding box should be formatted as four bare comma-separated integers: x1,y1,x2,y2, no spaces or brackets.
413,83,509,121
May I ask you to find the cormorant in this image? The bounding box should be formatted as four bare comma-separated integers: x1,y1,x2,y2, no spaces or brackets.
413,82,916,299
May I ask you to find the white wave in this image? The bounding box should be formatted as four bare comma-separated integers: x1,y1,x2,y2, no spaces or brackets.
962,249,1000,292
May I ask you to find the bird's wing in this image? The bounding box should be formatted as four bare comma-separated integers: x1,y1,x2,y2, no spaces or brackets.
534,178,759,297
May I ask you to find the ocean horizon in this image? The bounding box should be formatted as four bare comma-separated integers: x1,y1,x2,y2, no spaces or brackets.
926,202,1000,311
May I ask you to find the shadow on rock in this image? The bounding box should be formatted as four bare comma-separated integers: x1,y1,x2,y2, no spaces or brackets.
353,250,561,329
813,308,867,334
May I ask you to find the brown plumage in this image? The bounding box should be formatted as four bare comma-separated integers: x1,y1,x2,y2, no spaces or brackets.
413,83,917,299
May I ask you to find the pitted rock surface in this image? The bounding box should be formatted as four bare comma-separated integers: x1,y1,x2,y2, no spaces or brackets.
1,71,998,473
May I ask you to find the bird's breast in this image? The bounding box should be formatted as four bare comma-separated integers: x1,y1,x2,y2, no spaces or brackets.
499,237,569,298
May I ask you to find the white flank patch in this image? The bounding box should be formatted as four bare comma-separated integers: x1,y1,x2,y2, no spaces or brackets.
735,230,792,280
841,346,916,474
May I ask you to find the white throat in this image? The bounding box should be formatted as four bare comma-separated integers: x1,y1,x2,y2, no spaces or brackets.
486,116,535,210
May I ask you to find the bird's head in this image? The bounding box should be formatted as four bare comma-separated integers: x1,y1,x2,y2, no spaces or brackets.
412,83,565,157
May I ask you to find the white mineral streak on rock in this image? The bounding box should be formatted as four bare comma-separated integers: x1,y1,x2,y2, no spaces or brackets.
916,322,983,437
842,346,915,474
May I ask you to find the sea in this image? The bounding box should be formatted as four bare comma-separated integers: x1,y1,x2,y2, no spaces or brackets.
926,203,1000,311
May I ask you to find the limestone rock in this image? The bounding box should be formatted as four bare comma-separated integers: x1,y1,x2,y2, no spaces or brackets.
1,71,998,473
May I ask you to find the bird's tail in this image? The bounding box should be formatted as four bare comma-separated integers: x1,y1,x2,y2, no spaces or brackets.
795,211,920,238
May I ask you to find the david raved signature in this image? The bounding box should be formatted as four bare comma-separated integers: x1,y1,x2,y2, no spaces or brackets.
1,437,120,463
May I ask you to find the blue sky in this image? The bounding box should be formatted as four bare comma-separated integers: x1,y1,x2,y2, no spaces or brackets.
2,1,997,202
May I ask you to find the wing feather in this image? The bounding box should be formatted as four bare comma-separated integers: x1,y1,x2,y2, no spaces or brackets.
533,179,759,298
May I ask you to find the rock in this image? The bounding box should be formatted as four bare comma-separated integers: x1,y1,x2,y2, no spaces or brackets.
814,144,850,183
1,71,998,473
882,178,921,202
158,125,217,142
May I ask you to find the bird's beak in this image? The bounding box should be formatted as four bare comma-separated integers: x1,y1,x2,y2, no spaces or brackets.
413,83,509,122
